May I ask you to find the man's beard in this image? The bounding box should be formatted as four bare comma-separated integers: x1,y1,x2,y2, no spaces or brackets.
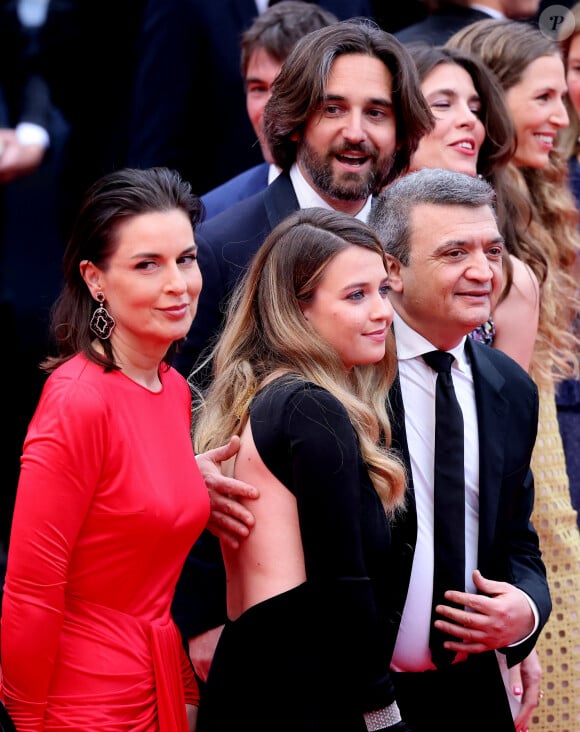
298,140,394,201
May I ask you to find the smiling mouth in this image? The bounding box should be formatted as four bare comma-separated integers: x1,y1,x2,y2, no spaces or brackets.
335,153,369,166
162,304,190,314
452,141,475,151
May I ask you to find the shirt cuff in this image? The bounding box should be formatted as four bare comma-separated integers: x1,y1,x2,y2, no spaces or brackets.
507,590,539,646
15,122,50,148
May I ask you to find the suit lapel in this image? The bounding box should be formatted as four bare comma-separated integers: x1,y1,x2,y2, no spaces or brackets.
390,372,412,489
263,172,300,229
384,371,417,646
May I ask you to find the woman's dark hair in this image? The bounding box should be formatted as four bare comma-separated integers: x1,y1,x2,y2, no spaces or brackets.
409,43,515,179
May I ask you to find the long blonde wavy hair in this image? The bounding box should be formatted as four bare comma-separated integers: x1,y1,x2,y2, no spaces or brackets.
192,208,406,514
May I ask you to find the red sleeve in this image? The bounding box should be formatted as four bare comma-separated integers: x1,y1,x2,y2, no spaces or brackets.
1,377,108,728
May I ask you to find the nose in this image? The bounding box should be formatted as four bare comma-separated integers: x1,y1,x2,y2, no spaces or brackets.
165,263,188,293
456,101,478,128
551,98,569,128
466,250,493,281
372,292,394,323
343,109,367,143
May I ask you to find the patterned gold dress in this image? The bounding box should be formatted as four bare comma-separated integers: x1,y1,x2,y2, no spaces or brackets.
530,385,580,732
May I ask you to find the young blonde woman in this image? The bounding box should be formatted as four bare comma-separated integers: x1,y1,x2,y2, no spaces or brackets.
192,207,410,732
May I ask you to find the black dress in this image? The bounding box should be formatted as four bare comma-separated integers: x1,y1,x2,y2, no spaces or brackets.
197,376,399,731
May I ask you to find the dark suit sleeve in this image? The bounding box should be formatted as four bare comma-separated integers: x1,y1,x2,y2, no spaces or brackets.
0,10,52,130
125,0,262,194
200,163,269,220
471,343,551,667
171,530,227,642
175,182,289,380
501,385,551,667
126,0,200,172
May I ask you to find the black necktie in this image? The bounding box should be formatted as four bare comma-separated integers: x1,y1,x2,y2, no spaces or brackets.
422,350,465,667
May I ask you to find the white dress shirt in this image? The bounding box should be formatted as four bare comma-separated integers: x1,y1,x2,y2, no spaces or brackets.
268,163,281,185
390,312,480,672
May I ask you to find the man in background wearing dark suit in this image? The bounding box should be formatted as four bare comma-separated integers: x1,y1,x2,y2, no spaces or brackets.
171,19,433,686
395,0,541,45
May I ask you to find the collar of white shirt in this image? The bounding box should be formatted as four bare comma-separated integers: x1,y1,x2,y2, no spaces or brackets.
392,311,468,370
469,4,505,19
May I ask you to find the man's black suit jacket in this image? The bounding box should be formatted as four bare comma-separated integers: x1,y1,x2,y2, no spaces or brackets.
0,1,52,130
176,332,550,671
394,6,492,45
175,171,300,378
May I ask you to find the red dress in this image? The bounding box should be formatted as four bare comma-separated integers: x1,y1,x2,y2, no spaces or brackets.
1,354,209,730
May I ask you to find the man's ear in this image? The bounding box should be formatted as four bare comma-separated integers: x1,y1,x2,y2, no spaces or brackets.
385,254,404,293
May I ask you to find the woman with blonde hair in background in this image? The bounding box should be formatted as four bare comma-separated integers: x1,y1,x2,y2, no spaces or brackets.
556,1,580,532
449,18,580,732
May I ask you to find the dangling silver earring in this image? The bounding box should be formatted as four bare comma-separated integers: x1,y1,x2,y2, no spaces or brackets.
89,292,116,340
